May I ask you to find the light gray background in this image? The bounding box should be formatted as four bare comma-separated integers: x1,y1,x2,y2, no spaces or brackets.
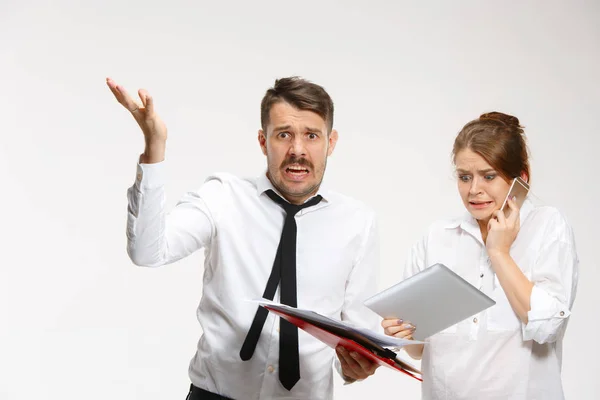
1,1,598,399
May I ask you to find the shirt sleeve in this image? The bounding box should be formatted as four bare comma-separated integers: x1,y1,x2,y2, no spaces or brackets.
404,229,428,280
340,210,380,329
126,161,222,268
522,215,579,344
334,210,381,382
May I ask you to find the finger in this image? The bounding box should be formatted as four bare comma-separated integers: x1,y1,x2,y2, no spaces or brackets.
381,318,403,329
139,89,154,118
507,196,519,209
336,346,354,364
506,198,520,224
109,81,142,113
337,347,362,376
106,77,117,91
336,347,349,367
384,324,415,336
337,353,359,380
495,208,506,225
336,349,356,379
106,77,125,102
491,209,502,221
392,328,416,339
118,85,143,113
349,351,377,374
383,325,404,335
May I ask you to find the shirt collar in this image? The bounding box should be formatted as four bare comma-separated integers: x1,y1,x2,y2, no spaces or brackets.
256,171,331,204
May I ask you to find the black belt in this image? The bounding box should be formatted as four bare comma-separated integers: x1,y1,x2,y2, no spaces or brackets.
186,384,233,400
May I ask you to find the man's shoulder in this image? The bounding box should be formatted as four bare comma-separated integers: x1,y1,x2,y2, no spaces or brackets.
201,172,258,191
191,173,259,208
326,190,376,218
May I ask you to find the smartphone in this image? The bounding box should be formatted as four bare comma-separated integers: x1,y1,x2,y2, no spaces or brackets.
500,177,530,217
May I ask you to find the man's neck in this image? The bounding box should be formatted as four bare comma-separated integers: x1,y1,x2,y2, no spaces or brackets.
266,173,320,205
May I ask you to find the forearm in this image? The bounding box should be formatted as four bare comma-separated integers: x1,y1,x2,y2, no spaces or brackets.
404,344,424,360
489,251,533,323
140,139,166,164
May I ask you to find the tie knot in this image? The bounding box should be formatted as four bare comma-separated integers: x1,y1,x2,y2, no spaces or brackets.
265,189,323,216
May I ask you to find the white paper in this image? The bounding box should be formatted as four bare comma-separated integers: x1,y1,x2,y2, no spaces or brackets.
248,298,425,348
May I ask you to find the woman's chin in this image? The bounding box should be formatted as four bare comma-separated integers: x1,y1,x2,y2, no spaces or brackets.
469,209,493,222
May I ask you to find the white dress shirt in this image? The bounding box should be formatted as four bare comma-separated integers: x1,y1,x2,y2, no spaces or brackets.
126,161,379,400
405,198,579,400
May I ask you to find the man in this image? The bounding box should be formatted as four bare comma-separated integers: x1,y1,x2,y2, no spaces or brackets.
107,76,380,399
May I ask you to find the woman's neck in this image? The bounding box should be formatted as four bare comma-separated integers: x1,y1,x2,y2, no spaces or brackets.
477,218,490,243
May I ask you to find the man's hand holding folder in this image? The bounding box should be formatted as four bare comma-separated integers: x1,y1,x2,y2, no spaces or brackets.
250,298,423,382
336,345,379,382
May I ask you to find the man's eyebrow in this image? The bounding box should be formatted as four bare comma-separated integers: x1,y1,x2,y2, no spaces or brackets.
273,124,291,131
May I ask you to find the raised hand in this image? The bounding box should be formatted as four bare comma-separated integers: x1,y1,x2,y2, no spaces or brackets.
106,77,167,163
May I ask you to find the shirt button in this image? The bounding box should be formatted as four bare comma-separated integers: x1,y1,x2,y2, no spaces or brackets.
480,273,484,278
276,327,280,333
267,365,275,373
136,172,142,181
473,317,478,323
560,311,565,317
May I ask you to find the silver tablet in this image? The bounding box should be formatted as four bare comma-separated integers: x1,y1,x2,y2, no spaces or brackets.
364,263,496,340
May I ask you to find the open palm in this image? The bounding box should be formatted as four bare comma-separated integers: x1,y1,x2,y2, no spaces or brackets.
106,77,167,143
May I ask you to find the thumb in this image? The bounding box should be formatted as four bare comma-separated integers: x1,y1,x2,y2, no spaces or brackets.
138,89,155,118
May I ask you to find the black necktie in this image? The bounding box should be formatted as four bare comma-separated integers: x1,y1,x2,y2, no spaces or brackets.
240,189,323,391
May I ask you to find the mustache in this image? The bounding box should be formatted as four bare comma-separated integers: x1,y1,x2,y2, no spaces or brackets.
281,156,313,170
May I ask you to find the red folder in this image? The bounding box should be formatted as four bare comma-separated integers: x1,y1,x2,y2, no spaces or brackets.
264,304,423,382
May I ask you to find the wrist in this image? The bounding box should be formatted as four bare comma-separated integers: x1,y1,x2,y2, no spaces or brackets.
487,249,511,261
141,140,166,164
405,344,424,360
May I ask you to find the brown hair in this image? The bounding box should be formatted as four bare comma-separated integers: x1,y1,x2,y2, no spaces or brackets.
452,111,531,182
260,76,334,133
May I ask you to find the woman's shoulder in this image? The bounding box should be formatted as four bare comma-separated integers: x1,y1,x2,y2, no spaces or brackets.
524,202,575,243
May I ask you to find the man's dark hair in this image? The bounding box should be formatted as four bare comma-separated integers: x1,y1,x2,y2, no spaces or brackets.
260,76,334,133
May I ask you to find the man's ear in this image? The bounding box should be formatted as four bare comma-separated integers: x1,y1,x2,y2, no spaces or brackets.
258,129,267,156
327,129,338,156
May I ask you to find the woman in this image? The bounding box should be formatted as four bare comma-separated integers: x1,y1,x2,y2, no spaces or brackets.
383,112,579,399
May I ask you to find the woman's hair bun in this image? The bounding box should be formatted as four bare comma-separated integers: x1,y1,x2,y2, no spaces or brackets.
479,111,521,128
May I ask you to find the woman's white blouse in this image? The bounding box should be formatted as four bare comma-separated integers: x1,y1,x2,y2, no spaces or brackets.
405,199,579,400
